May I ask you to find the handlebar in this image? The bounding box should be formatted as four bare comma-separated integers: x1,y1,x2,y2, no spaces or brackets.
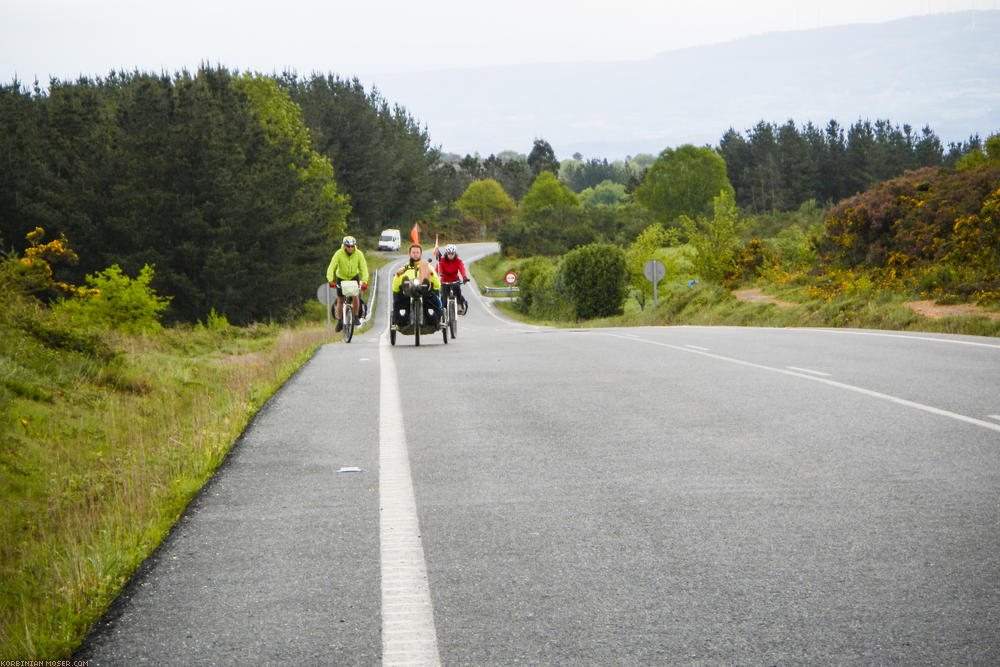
401,279,431,296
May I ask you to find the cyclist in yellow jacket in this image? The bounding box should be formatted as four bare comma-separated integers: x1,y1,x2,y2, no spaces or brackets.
391,243,443,328
326,235,369,332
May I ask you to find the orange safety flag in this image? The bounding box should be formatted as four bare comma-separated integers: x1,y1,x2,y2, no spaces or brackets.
410,222,421,245
433,234,439,262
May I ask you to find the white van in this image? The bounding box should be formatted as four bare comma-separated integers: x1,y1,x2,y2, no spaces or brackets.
378,228,401,251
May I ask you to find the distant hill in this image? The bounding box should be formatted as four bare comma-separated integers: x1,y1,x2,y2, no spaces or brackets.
369,11,1000,160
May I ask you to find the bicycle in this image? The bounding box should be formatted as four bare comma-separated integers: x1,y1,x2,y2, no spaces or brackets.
390,279,448,347
440,280,463,339
339,280,361,343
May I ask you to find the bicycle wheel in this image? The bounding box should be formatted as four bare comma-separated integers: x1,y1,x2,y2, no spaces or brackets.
448,298,457,338
388,293,397,346
412,295,421,347
342,302,354,343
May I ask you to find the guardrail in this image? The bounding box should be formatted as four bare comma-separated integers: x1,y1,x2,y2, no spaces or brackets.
484,286,519,296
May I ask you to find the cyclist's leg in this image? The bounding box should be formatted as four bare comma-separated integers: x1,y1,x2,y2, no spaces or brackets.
442,284,453,315
334,292,345,331
392,291,408,326
334,282,345,321
428,291,444,325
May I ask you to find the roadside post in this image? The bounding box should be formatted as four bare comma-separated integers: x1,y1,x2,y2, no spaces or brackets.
643,259,666,310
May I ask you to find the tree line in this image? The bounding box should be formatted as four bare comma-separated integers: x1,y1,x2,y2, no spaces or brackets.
2,63,993,324
442,119,987,260
0,67,438,323
719,118,980,214
277,73,439,237
445,118,981,218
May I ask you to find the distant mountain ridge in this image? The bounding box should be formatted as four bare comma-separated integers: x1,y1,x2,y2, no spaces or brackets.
369,11,1000,160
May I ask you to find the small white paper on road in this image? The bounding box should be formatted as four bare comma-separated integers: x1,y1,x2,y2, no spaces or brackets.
337,466,363,473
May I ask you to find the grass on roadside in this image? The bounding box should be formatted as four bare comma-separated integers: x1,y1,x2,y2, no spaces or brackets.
2,250,389,660
470,253,1000,337
468,252,510,292
1,310,335,659
582,281,1000,336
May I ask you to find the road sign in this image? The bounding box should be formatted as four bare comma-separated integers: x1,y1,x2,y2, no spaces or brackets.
317,283,335,305
642,260,666,311
317,283,334,329
643,259,666,283
504,271,518,285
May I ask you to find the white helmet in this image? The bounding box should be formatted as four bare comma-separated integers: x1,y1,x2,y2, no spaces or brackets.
444,244,457,255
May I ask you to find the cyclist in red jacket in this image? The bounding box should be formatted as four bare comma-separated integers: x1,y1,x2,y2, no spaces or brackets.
437,244,470,315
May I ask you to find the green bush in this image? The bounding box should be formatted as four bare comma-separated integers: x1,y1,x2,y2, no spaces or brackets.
556,243,628,320
55,264,171,334
512,258,575,321
683,190,743,283
511,257,555,315
205,308,230,332
530,269,575,321
767,224,818,270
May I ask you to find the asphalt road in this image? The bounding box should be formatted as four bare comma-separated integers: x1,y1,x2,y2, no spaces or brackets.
77,243,1000,665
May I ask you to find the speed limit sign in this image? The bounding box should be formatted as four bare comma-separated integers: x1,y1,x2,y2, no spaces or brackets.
504,271,517,285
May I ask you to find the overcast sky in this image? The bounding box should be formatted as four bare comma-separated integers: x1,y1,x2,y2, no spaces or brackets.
2,0,996,86
2,0,996,156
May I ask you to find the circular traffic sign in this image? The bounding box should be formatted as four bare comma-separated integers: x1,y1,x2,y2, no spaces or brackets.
504,271,517,285
643,259,666,282
316,283,334,305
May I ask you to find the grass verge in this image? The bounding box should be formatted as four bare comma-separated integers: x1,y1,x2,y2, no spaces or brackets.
471,254,1000,337
1,317,336,659
600,282,1000,336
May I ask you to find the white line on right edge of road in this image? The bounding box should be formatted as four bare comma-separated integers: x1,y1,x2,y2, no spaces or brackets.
472,282,533,328
786,366,832,377
604,332,1000,434
789,327,1000,350
379,331,441,666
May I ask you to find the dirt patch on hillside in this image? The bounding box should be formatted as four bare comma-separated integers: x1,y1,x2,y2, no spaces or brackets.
732,288,797,307
733,289,1000,320
903,300,1000,320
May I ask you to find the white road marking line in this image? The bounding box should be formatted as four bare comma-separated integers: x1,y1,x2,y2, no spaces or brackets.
685,344,711,351
484,302,509,324
990,415,1000,422
481,299,534,330
786,366,832,377
605,332,1000,434
379,333,441,666
787,327,1000,349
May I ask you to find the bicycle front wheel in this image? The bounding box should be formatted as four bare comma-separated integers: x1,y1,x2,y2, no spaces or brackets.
343,303,354,343
448,298,457,338
412,295,421,347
